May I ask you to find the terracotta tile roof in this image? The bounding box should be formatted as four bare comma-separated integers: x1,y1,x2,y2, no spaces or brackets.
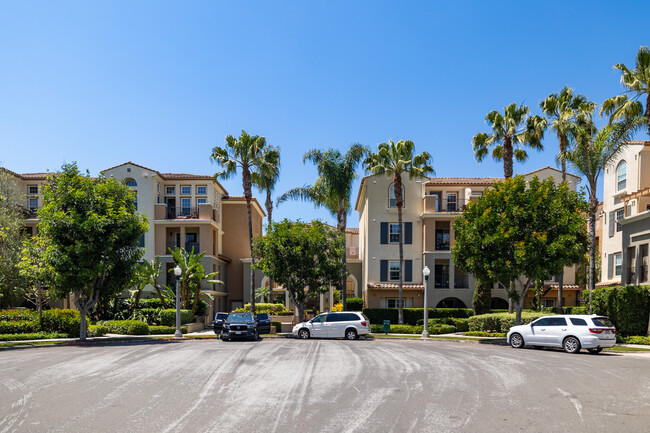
159,173,214,180
346,227,359,234
627,140,650,145
222,196,246,200
595,281,620,288
1,168,51,180
545,284,581,290
425,177,501,186
367,283,424,290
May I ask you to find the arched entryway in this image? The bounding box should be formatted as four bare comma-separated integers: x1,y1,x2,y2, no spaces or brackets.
490,297,509,309
436,297,467,308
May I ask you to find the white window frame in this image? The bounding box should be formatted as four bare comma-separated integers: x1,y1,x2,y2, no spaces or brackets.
389,223,400,243
181,198,191,215
197,198,207,206
616,161,627,191
125,179,137,187
389,184,404,208
28,197,38,210
28,185,38,194
388,261,400,281
541,298,556,308
447,193,457,212
181,185,191,195
196,186,207,195
386,298,406,308
616,208,625,232
614,253,622,276
165,186,175,195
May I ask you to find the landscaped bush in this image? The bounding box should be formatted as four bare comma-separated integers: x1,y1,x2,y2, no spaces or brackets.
158,309,193,327
619,335,650,345
100,320,150,335
346,298,364,311
468,312,549,333
132,308,160,325
430,324,456,334
588,285,650,336
561,306,589,315
363,308,474,326
271,321,282,333
464,331,506,337
0,320,39,334
148,325,188,335
88,325,109,337
239,303,288,313
0,309,38,322
137,298,173,310
0,332,68,341
416,317,470,332
42,309,84,337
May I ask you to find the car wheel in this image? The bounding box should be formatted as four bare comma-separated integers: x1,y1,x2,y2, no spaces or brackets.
298,329,310,339
587,347,603,354
563,336,581,353
251,331,258,341
345,328,358,340
510,333,524,348
222,336,230,342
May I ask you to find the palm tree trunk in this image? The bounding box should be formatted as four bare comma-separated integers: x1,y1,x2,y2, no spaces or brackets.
503,136,514,179
588,198,597,314
266,188,274,303
243,168,256,315
154,284,168,308
337,197,347,311
645,93,650,137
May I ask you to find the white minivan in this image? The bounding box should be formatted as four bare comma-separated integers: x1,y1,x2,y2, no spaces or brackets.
507,315,616,354
293,312,370,340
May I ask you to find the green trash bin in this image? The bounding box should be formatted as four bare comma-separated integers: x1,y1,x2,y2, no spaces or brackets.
383,320,390,333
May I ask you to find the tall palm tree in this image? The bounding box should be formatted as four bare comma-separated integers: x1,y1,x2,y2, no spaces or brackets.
601,45,650,137
364,140,434,324
278,144,368,310
211,130,269,314
473,103,547,178
562,114,639,314
540,87,595,311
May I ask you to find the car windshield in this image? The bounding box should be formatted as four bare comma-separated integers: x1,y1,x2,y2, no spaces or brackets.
257,313,269,320
216,313,228,320
592,317,614,327
227,313,254,323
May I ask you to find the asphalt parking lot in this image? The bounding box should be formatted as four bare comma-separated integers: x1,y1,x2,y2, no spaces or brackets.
1,338,649,433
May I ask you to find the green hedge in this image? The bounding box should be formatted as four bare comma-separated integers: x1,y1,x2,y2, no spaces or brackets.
464,331,506,337
619,335,650,345
346,298,364,311
588,285,650,336
416,317,470,332
363,308,474,326
0,320,39,334
0,309,38,321
271,321,282,333
238,303,288,313
42,309,84,337
468,312,549,333
100,320,150,335
158,309,193,327
88,325,108,337
0,332,68,341
148,325,188,335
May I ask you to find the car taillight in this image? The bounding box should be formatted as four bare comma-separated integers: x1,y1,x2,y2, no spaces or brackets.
589,328,603,334
361,321,367,326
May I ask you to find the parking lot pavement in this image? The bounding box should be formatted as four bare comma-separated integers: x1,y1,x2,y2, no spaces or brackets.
1,338,649,433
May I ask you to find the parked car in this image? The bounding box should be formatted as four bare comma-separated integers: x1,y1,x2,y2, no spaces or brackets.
292,311,370,340
507,315,616,354
256,312,272,334
221,312,258,341
213,312,229,336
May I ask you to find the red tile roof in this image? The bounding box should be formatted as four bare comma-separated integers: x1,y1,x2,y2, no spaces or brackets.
425,177,501,186
367,283,424,290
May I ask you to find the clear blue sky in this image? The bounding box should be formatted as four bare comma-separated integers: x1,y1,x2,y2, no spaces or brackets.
1,1,648,227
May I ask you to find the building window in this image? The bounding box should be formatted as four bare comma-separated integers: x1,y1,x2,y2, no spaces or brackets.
541,298,556,308
28,197,38,210
434,260,450,288
616,161,627,191
157,183,160,193
389,261,400,281
181,198,191,216
447,193,457,212
197,198,207,206
435,222,450,250
616,208,624,232
125,179,137,187
197,186,207,195
389,184,404,208
389,223,400,243
614,253,622,276
166,186,175,195
386,298,406,308
28,185,38,194
640,244,648,283
181,186,191,195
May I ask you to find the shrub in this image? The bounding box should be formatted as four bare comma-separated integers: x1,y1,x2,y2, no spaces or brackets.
100,320,150,335
588,285,650,336
430,324,456,334
464,331,506,337
389,324,417,334
331,303,343,312
137,298,173,310
0,332,68,341
271,321,282,333
468,312,548,333
42,309,84,337
363,308,474,326
0,320,38,334
346,298,364,311
620,335,650,345
561,306,589,315
0,309,38,322
148,325,188,335
239,303,288,313
133,308,160,325
88,325,109,337
158,309,193,327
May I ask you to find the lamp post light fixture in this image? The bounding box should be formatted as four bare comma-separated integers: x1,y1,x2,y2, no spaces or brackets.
422,265,430,339
174,265,183,338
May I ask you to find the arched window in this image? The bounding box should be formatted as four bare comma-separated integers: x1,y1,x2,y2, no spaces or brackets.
125,179,137,187
616,161,626,191
389,183,404,208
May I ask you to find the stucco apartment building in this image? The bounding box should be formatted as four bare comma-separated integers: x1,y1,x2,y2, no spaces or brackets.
600,141,650,286
4,162,267,317
354,167,583,310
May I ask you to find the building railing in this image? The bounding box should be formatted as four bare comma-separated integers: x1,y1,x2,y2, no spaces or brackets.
22,208,39,219
165,242,200,254
423,197,472,213
166,206,199,219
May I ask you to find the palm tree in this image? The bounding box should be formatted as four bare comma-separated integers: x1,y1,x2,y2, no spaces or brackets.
168,246,222,314
562,115,639,314
136,258,168,309
278,144,368,310
540,87,595,311
473,103,547,178
364,140,434,324
601,45,650,136
211,130,269,314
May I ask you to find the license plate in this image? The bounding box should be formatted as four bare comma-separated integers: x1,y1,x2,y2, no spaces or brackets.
234,331,242,334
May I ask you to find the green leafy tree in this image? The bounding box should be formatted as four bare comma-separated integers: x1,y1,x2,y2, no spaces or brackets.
472,103,547,179
252,219,345,321
540,87,595,310
0,169,26,308
601,45,650,136
211,130,270,314
135,258,168,309
452,176,588,325
18,236,52,328
364,140,433,324
561,117,640,313
278,143,367,310
38,163,149,340
168,246,222,315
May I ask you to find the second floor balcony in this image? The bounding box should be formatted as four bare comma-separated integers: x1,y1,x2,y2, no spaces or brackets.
423,196,471,213
166,206,199,219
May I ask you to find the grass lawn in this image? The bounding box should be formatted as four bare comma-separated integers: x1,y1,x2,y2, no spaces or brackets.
604,346,650,352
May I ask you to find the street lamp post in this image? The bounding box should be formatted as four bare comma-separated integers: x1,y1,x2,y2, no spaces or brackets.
422,265,430,339
174,265,183,338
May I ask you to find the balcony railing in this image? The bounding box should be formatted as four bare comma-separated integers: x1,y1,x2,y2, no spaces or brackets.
435,240,450,251
165,242,200,254
22,208,39,219
424,197,472,213
166,206,199,219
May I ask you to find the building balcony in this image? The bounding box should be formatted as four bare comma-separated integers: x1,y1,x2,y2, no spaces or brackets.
165,242,200,254
166,206,199,219
423,196,471,213
156,203,217,222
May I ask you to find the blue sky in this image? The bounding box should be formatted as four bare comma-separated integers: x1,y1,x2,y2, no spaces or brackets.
1,1,648,228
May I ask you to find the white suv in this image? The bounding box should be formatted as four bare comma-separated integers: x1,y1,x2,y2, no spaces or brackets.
293,312,370,340
507,315,616,354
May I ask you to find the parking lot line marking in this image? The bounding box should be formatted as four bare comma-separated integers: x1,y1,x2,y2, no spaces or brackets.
557,388,583,422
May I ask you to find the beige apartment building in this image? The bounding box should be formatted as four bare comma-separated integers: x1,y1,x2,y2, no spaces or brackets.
4,162,267,317
601,141,650,286
355,167,583,309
